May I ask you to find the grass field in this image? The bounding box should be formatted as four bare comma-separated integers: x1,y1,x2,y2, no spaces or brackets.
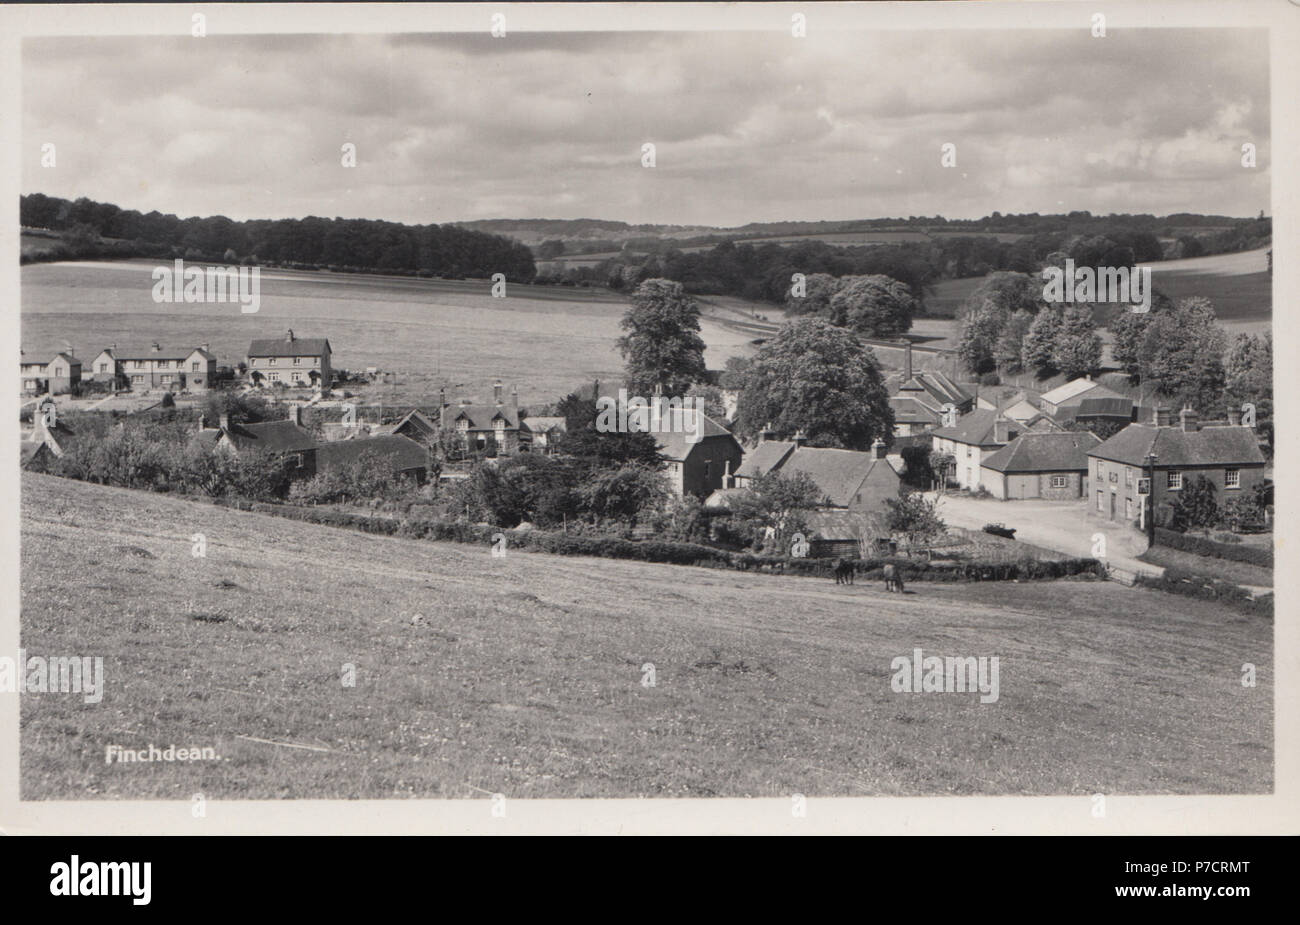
20,473,1272,799
21,261,760,409
925,247,1273,327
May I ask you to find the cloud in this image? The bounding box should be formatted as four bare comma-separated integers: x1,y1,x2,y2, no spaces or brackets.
22,28,1269,226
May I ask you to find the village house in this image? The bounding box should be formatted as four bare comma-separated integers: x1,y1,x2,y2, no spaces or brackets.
247,330,332,392
439,382,523,453
731,435,902,513
889,342,974,437
978,431,1102,500
1086,406,1267,527
92,343,218,392
655,408,745,499
929,409,1020,491
20,350,81,394
521,416,567,452
315,434,431,484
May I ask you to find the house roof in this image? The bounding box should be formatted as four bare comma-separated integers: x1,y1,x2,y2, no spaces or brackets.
1040,378,1127,408
702,487,751,510
889,395,941,425
775,446,898,508
980,431,1102,473
379,409,438,438
448,404,521,430
896,371,972,408
247,337,331,358
929,408,1005,446
1075,396,1134,418
654,410,738,462
316,435,429,472
50,352,81,366
222,420,317,454
104,345,215,362
1000,398,1042,424
522,416,567,434
1087,423,1267,468
734,440,797,479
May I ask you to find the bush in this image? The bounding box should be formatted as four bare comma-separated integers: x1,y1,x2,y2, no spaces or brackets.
1135,567,1271,617
979,372,1001,386
1154,527,1272,568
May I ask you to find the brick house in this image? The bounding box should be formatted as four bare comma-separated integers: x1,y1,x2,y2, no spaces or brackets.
20,352,49,394
979,431,1102,500
93,343,218,391
247,330,332,392
20,350,81,394
440,382,522,453
889,343,974,437
655,409,745,499
1086,407,1267,527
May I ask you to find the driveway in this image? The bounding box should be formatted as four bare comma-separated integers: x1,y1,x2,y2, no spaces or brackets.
922,491,1162,578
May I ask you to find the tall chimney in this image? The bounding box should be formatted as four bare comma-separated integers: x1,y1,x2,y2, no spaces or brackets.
792,429,808,447
286,329,295,343
219,412,231,431
510,383,518,412
1227,408,1241,426
872,438,887,459
1179,407,1199,433
291,403,303,426
494,380,503,405
1153,406,1172,427
438,387,446,409
723,459,733,488
151,342,161,353
903,340,913,382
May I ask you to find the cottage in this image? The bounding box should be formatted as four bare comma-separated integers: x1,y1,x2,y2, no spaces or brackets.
440,381,523,453
315,434,431,483
521,416,567,452
247,330,331,392
734,437,901,513
655,408,744,499
94,343,217,392
929,409,1019,491
889,343,974,437
979,431,1102,500
1086,406,1267,527
20,350,82,394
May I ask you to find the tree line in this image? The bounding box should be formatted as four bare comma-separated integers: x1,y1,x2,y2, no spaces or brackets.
20,193,537,280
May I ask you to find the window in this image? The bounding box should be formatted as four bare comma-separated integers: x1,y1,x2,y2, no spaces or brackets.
294,357,302,365
457,419,468,431
1108,472,1118,483
1097,491,1104,512
291,453,305,469
1125,468,1133,486
98,363,107,373
269,372,280,381
159,360,169,369
1225,469,1240,489
132,375,143,384
1167,471,1182,490
192,362,200,371
291,372,302,383
269,357,277,365
1051,475,1068,489
135,360,144,369
1126,498,1134,520
160,375,172,384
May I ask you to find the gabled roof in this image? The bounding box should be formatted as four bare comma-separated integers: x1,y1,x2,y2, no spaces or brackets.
889,395,941,425
896,371,972,408
449,404,521,430
247,337,331,358
773,446,898,508
316,435,429,472
734,440,797,479
999,398,1042,424
50,352,81,366
654,410,738,462
109,345,207,361
378,409,438,439
522,416,567,434
981,431,1101,473
1075,396,1134,418
929,408,1005,446
1087,423,1267,468
222,420,317,454
1040,378,1127,407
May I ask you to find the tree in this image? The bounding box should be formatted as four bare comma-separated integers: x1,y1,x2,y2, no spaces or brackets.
928,451,956,489
1021,305,1064,375
826,274,916,338
784,272,840,316
617,279,708,396
1052,304,1102,379
958,298,1005,375
579,464,669,527
993,310,1034,374
733,317,894,449
884,494,946,548
1224,331,1272,417
1170,475,1218,534
1135,297,1228,413
729,470,822,551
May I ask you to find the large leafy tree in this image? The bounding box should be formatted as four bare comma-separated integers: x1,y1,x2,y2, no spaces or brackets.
1021,305,1064,375
1171,475,1219,534
617,278,709,396
958,298,1006,375
1224,331,1273,418
734,317,894,449
1124,297,1228,413
993,310,1035,374
827,274,917,338
783,272,841,317
729,470,823,552
1052,304,1102,379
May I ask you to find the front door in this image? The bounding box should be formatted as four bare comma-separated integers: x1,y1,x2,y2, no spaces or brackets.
1110,492,1116,520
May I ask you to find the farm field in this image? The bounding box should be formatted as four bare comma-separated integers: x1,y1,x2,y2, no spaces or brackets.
21,261,760,409
20,473,1272,799
925,247,1273,328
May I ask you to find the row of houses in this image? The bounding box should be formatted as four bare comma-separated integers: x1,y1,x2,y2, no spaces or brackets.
20,330,331,395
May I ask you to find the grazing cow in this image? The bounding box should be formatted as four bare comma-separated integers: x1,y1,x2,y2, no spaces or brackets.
883,563,897,592
832,558,855,585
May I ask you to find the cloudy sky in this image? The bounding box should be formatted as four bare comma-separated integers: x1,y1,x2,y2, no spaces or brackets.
23,29,1269,227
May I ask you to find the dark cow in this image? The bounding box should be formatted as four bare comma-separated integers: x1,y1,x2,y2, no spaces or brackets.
832,558,855,585
883,563,897,592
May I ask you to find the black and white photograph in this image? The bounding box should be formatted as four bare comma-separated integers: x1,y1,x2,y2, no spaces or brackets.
2,1,1295,838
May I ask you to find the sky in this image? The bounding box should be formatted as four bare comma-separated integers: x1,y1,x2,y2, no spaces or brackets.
22,29,1270,227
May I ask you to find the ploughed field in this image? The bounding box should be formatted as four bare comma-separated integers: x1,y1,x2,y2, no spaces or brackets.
20,473,1272,799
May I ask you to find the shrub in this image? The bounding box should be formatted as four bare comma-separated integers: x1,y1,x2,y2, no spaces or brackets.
1135,566,1271,617
1154,527,1272,568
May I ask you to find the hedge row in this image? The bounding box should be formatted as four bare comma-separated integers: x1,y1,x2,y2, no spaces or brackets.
1136,567,1273,618
1155,527,1273,569
215,498,1103,583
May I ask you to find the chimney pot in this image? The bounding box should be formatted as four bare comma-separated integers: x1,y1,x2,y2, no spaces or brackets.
1227,408,1241,426
793,429,808,447
1179,407,1199,433
1154,406,1172,427
872,438,887,459
903,340,913,382
219,412,230,430
286,329,295,342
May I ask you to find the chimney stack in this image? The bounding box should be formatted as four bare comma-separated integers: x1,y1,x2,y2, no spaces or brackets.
291,403,303,426
1153,406,1172,427
151,342,161,353
494,380,503,406
872,438,887,459
510,383,518,411
903,340,913,382
793,429,808,447
438,387,446,409
201,342,210,353
219,412,231,431
760,422,777,443
285,329,295,343
723,459,733,488
1227,408,1241,426
1179,407,1199,433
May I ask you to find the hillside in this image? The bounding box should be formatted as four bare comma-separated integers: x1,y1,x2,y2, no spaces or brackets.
20,473,1271,799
